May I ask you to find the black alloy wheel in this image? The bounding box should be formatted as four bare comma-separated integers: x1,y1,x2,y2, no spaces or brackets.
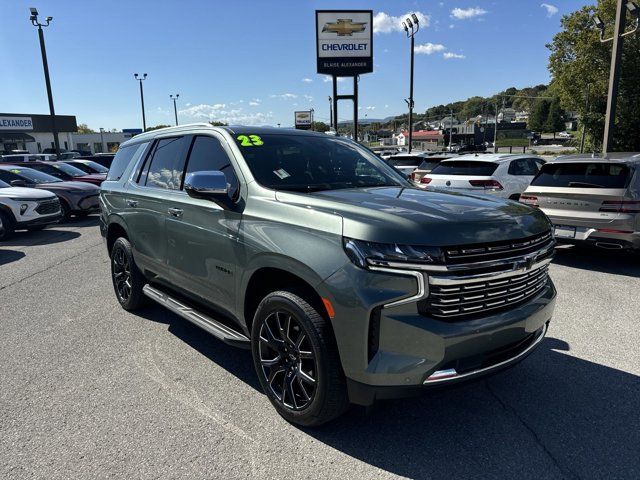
110,237,147,311
112,245,132,303
258,310,317,410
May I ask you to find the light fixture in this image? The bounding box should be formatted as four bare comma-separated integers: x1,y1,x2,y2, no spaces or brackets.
411,13,419,25
592,14,604,30
627,1,639,14
402,21,408,32
30,7,38,16
406,17,413,28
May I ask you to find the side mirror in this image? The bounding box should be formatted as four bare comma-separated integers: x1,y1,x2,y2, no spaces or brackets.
184,171,231,208
10,180,27,187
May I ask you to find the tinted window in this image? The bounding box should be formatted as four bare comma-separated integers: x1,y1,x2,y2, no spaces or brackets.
0,179,10,188
531,162,631,188
234,134,405,192
508,158,539,176
106,145,139,181
431,161,499,176
185,136,239,198
417,160,442,172
145,137,187,190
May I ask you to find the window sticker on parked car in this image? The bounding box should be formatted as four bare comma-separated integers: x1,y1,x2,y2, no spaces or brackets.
273,168,290,179
10,169,22,174
237,134,264,147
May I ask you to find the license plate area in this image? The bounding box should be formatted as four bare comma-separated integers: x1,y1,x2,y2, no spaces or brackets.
554,225,576,239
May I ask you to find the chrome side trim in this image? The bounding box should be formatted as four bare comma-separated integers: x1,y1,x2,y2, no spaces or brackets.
428,257,552,286
423,323,547,385
368,267,427,308
142,284,250,347
368,241,554,273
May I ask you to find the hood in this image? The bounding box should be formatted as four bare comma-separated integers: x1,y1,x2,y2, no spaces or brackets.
276,186,551,246
0,186,56,200
36,181,100,193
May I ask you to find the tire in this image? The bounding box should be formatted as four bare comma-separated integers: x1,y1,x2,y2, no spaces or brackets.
110,237,148,311
251,289,349,427
0,210,15,241
59,200,71,222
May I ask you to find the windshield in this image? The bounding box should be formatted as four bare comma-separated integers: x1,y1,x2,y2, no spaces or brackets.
68,160,108,174
1,167,61,184
431,160,499,176
0,179,9,188
531,162,631,189
46,162,87,177
233,133,407,192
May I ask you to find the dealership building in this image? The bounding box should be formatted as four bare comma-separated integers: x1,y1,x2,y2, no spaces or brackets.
0,112,137,154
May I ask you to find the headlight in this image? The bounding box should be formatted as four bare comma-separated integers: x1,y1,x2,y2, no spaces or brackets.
20,204,29,215
343,237,444,269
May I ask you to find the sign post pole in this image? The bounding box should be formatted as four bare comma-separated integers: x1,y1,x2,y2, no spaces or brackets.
332,76,338,133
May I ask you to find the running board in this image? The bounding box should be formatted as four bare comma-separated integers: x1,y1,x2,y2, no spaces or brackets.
142,284,250,349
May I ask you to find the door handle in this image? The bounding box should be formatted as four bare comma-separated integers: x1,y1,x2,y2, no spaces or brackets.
168,207,183,218
126,199,138,208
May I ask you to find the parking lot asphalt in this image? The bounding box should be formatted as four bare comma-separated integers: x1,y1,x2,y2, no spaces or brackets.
1,216,639,480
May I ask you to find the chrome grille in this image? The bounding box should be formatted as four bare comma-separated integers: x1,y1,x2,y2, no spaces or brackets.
35,198,61,215
445,231,553,265
421,263,550,319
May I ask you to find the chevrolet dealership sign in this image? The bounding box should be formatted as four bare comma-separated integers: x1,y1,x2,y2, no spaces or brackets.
316,10,373,76
295,111,312,130
0,116,33,130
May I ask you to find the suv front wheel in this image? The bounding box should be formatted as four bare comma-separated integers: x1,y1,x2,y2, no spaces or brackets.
251,290,348,426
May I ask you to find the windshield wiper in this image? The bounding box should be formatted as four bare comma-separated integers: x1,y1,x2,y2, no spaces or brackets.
568,181,605,188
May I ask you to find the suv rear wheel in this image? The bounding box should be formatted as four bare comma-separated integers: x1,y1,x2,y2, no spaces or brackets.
110,237,147,311
251,290,349,426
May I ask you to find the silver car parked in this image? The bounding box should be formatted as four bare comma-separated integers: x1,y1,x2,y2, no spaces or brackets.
521,153,640,251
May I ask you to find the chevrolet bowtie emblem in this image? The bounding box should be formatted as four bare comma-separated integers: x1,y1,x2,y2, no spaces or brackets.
322,19,367,36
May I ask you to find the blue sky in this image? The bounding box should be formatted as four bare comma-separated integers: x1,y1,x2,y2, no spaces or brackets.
1,0,591,130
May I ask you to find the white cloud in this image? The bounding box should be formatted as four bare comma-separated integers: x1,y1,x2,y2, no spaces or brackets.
302,78,313,83
303,94,313,102
373,11,430,34
366,106,376,111
322,76,345,83
541,3,558,17
443,52,466,59
248,101,260,106
384,104,389,108
270,93,297,100
179,103,273,125
451,7,487,20
414,43,446,55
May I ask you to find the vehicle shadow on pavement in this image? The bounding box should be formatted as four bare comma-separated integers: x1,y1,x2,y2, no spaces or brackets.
0,249,26,266
135,305,261,392
552,245,640,278
0,228,81,247
307,337,640,480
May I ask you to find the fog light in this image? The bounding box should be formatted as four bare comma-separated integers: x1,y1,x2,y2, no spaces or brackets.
20,204,29,215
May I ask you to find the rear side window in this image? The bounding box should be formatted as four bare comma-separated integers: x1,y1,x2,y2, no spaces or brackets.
143,137,188,190
185,136,239,198
508,158,540,176
531,162,631,188
417,160,441,171
107,145,139,181
431,161,499,176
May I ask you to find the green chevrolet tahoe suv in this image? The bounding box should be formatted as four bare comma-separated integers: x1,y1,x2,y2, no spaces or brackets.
100,124,556,426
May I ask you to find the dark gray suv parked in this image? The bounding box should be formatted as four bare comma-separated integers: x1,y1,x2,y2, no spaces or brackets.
100,124,557,426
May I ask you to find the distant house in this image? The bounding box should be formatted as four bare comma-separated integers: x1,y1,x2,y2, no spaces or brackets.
401,129,444,151
498,108,517,123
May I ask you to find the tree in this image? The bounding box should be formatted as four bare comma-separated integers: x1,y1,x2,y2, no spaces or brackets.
77,123,94,133
209,121,227,126
545,97,566,137
311,121,329,133
145,124,170,131
529,99,550,132
547,0,640,151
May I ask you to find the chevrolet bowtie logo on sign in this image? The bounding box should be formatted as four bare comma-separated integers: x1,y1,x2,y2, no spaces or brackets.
322,19,367,36
316,10,373,76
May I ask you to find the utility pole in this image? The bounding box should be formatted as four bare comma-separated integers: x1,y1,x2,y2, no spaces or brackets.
29,8,61,158
99,127,105,153
597,0,639,153
449,108,453,151
134,73,148,131
580,85,590,154
403,14,420,153
170,94,179,126
328,96,333,131
494,101,499,153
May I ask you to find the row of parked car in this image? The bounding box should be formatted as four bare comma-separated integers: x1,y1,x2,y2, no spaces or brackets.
381,150,640,252
0,155,115,240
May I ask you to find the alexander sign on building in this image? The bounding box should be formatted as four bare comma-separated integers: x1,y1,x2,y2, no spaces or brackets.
316,10,373,76
0,116,33,130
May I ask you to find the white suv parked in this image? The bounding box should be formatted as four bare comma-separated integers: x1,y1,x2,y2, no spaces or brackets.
0,179,62,240
417,153,546,200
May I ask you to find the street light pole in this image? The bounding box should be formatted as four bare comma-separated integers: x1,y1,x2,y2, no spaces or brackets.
134,73,148,131
29,8,60,158
328,96,333,131
99,127,105,153
170,94,180,126
403,14,420,154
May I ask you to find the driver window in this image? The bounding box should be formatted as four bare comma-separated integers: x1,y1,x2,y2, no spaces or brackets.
185,136,239,198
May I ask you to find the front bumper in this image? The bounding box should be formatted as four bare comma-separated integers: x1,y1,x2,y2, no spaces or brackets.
15,212,63,228
320,261,556,406
70,194,101,213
